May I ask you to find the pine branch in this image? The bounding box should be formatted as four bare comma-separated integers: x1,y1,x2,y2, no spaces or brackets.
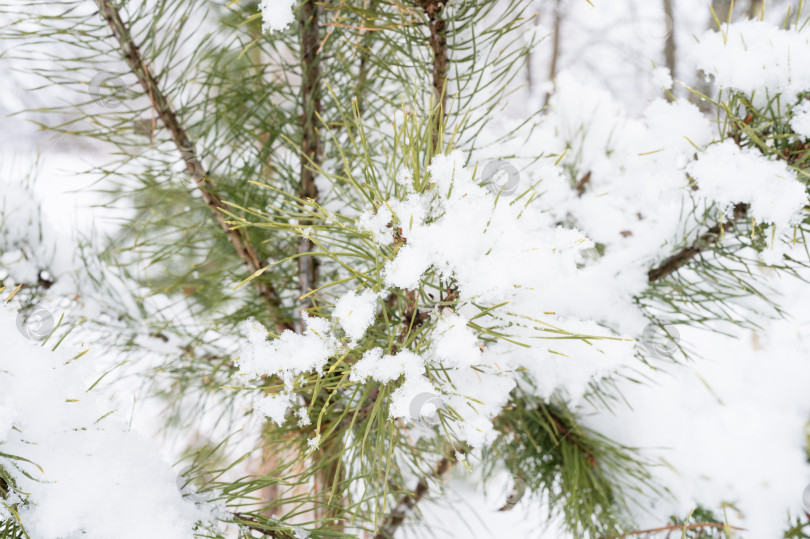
367,4,456,527
233,513,297,538
647,203,748,283
414,0,448,148
297,0,323,316
93,0,294,332
601,521,745,538
356,0,376,117
373,451,457,539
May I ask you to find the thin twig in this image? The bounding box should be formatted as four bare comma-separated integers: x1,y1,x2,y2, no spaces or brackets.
93,0,293,332
373,452,457,539
415,0,448,149
602,521,745,538
542,0,562,109
371,5,451,531
297,0,323,317
662,0,676,84
233,513,296,538
647,203,748,283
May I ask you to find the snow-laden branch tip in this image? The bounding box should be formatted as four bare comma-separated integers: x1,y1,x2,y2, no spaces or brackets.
0,303,217,538
260,0,295,33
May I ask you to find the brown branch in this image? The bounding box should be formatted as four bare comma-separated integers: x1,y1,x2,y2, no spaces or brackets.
574,170,591,197
542,0,562,109
647,203,747,283
602,521,745,538
711,0,734,22
297,0,323,316
355,0,376,117
415,0,448,149
233,513,296,538
366,7,452,522
373,452,457,539
93,0,293,332
297,0,347,530
364,286,460,537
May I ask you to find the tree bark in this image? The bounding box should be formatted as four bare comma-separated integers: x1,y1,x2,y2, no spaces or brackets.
93,0,293,332
415,0,448,150
297,0,323,318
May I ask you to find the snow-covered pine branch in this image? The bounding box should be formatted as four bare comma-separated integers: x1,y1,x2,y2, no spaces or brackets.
3,1,810,538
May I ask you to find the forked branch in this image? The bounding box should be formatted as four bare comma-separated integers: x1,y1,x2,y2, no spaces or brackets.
93,0,293,331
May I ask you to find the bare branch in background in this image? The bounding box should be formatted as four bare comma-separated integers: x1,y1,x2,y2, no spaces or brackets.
647,203,748,283
747,0,764,18
662,0,677,94
692,0,735,110
525,10,539,92
93,0,293,332
712,0,734,22
297,0,323,318
542,0,562,109
373,453,456,539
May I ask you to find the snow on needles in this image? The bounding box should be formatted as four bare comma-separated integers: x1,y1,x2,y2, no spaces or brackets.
239,314,337,381
691,20,810,105
350,348,424,384
238,150,638,449
651,66,673,91
259,0,295,33
238,315,338,426
687,140,807,229
384,151,593,305
0,303,210,539
333,289,379,342
791,100,810,139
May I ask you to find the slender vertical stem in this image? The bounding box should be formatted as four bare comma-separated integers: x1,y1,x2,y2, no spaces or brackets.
712,0,734,21
298,0,322,317
373,453,456,539
542,0,562,109
662,0,676,91
415,0,448,150
357,0,375,117
524,11,539,92
92,0,293,332
747,0,764,19
298,0,348,529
